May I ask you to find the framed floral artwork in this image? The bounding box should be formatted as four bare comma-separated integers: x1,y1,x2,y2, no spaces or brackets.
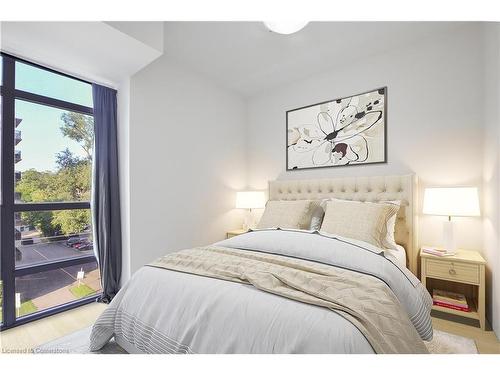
286,87,387,170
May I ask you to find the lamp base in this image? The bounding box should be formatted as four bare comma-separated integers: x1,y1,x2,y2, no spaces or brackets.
443,219,457,254
243,209,255,231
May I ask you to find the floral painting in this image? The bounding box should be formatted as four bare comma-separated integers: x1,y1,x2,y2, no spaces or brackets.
286,87,386,170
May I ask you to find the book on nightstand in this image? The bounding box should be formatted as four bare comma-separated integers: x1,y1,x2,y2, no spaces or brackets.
422,247,453,257
432,289,470,312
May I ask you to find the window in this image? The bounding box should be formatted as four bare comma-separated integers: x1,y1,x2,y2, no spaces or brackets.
15,209,93,267
14,101,93,203
15,260,100,318
1,53,101,329
15,62,93,107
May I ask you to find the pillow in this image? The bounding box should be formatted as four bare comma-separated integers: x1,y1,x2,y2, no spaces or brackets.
321,198,401,248
382,200,401,250
257,200,314,230
309,199,329,231
324,198,401,250
320,199,400,248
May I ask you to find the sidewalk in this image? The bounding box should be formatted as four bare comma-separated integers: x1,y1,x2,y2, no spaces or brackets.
30,269,102,312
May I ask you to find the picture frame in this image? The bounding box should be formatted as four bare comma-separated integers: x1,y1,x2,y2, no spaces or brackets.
286,87,387,171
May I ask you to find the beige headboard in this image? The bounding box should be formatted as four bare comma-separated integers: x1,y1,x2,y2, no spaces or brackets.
268,174,419,275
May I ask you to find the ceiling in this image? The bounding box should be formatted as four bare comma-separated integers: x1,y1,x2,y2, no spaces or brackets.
0,21,470,94
1,22,164,87
163,21,468,97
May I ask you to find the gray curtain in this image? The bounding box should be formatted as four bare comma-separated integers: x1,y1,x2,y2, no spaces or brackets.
92,84,122,302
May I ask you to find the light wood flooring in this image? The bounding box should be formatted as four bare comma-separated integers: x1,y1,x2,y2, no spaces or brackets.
431,311,500,354
1,302,107,352
1,302,499,353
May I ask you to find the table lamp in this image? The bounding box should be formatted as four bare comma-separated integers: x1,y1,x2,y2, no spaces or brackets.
423,187,480,254
236,191,266,230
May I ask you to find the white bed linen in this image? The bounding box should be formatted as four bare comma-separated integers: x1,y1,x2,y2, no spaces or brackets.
385,244,407,268
90,229,432,354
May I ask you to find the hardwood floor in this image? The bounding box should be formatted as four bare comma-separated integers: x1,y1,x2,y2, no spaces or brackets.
1,302,499,353
0,302,107,352
431,313,500,354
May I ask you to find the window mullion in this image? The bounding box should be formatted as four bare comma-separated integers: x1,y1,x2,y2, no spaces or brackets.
14,254,97,277
14,90,93,116
14,201,91,212
1,55,16,327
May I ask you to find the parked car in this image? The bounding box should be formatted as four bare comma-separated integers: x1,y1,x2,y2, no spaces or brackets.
21,238,34,245
66,236,87,247
74,241,93,251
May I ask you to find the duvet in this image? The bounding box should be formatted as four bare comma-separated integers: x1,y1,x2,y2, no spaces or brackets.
90,229,433,354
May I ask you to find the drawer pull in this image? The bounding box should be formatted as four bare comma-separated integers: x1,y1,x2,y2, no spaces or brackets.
449,269,456,275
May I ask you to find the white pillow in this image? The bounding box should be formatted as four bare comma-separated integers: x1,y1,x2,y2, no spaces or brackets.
257,200,314,230
320,199,400,249
323,198,401,249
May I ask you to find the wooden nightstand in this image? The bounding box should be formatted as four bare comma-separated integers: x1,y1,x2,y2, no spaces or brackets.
226,229,248,239
420,248,486,330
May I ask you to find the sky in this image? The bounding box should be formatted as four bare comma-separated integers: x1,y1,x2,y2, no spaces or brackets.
13,61,93,173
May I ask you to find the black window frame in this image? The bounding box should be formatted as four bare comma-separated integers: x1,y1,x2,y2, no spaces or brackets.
0,52,101,330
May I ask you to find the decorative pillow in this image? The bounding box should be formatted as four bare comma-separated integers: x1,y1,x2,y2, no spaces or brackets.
257,200,314,230
320,199,400,248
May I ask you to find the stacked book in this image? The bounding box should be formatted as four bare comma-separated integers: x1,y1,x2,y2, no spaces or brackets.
432,289,470,312
422,247,453,257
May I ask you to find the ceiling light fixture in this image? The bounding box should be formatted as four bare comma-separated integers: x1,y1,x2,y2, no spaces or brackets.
264,21,309,35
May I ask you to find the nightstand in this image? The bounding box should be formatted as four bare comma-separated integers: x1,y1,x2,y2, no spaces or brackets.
226,229,248,239
420,248,486,330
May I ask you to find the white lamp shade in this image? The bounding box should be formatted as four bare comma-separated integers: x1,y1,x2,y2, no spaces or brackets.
264,21,309,35
423,187,480,217
236,191,266,209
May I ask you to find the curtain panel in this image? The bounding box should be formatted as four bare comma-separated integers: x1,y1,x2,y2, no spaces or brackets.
92,84,122,302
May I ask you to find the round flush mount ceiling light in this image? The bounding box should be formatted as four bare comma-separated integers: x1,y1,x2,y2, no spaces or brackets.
264,21,309,35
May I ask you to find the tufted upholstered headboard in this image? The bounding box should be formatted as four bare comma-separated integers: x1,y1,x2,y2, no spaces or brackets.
268,174,419,275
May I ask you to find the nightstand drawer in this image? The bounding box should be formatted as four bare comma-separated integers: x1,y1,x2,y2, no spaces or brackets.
426,259,479,284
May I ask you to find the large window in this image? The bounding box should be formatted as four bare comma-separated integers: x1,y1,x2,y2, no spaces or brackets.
0,53,101,329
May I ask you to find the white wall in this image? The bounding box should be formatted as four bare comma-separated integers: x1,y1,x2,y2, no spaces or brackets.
117,78,131,285
482,22,500,336
127,56,246,273
246,25,485,253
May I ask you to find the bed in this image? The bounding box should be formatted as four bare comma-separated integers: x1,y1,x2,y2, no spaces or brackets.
89,174,432,354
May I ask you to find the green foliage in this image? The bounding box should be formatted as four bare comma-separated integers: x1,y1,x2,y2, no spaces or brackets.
56,148,87,169
15,113,94,237
21,211,59,238
69,283,96,298
50,161,92,202
16,300,37,317
53,209,91,235
16,169,59,202
60,112,94,159
16,163,91,236
0,292,31,322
